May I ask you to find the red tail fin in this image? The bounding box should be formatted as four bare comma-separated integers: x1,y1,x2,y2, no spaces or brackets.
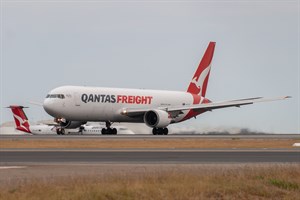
8,105,31,133
187,42,216,97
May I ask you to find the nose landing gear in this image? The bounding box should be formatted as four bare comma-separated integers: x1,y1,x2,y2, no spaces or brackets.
56,127,65,135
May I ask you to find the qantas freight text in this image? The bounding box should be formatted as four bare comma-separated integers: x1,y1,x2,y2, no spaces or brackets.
81,94,153,104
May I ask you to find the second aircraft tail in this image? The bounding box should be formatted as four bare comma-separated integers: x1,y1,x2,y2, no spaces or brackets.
8,105,31,133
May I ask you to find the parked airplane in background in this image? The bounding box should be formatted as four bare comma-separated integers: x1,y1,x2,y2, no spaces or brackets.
43,42,289,135
81,123,135,135
8,105,135,135
8,105,57,135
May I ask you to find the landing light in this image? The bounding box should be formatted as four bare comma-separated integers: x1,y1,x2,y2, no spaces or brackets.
55,118,64,123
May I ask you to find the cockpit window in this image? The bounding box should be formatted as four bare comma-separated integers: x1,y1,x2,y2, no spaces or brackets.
57,94,65,99
46,94,65,99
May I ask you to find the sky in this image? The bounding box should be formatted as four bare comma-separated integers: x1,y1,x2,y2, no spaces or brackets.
1,0,299,134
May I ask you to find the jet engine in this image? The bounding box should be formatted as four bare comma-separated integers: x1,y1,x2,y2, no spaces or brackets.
56,119,86,129
144,109,171,128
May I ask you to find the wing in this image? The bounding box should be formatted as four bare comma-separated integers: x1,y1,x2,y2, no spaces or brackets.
121,96,290,118
167,96,290,112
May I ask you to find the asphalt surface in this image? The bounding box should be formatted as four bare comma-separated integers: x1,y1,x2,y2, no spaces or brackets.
1,150,299,164
1,134,299,165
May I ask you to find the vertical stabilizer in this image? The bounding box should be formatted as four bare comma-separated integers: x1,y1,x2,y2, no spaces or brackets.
187,42,216,97
8,105,31,133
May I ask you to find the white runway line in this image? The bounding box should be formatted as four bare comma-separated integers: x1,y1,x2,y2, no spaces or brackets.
292,143,300,147
0,166,27,169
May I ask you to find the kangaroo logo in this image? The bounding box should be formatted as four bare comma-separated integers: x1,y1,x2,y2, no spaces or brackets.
13,113,29,132
190,77,201,94
189,64,211,95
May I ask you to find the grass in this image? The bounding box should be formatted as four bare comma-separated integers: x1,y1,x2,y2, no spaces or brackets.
269,178,299,190
0,164,299,200
1,138,299,149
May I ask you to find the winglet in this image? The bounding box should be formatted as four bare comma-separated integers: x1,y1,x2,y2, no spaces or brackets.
187,42,216,97
255,96,292,103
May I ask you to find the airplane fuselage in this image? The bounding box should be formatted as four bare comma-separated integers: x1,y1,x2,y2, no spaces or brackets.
30,124,56,134
43,86,209,123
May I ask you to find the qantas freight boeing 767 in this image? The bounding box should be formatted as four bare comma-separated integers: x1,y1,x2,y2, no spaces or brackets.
43,42,289,135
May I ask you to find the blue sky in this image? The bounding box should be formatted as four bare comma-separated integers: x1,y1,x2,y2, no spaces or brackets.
1,0,299,133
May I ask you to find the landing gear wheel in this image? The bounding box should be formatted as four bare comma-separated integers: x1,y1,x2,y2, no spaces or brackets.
101,121,118,135
152,128,158,135
79,126,84,135
163,128,168,135
56,128,65,135
152,128,168,135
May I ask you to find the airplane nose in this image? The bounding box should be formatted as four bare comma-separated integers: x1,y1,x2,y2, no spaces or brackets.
43,98,57,117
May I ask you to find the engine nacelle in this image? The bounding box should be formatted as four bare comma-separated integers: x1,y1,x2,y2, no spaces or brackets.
144,109,171,128
60,120,86,129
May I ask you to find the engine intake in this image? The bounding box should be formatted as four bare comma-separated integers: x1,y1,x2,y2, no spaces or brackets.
144,109,171,128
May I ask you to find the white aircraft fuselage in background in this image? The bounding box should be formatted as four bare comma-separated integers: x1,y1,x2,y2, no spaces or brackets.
43,42,289,135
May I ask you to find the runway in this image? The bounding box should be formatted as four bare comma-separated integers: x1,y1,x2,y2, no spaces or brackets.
1,134,299,165
1,150,299,164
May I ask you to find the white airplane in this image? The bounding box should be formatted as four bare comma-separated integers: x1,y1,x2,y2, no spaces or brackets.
43,42,290,135
8,105,135,135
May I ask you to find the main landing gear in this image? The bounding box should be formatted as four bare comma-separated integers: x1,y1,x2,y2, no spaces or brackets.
101,121,117,135
78,126,85,135
152,127,168,135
